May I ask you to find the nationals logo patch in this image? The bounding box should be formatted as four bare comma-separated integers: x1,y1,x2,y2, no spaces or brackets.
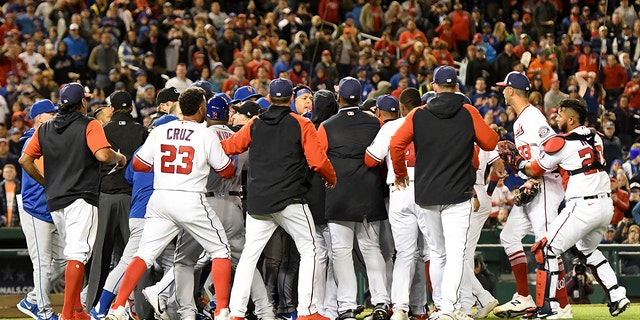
538,126,550,138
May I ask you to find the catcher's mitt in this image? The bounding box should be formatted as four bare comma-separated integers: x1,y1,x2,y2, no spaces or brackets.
513,179,541,206
497,140,525,170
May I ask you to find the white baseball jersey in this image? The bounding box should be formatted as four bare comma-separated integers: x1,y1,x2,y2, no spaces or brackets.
513,106,556,179
206,124,246,192
534,126,609,200
366,118,416,184
475,148,499,185
135,120,232,192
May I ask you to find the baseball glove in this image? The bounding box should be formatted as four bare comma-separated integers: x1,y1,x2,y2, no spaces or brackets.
497,140,525,170
513,179,541,206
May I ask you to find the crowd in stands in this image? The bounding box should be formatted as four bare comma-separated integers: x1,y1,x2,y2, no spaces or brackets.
3,0,640,274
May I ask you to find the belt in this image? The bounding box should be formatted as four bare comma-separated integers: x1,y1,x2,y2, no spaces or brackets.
205,191,242,198
583,193,610,200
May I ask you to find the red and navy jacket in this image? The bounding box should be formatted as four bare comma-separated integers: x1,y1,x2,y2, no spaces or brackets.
390,92,498,206
221,105,336,215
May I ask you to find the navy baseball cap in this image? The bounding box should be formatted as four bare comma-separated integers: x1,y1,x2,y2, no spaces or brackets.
30,99,58,118
190,80,214,100
497,71,531,91
432,66,457,85
338,77,361,100
256,97,271,109
156,87,180,106
154,114,179,127
206,96,230,120
109,91,133,110
421,91,436,104
59,83,85,105
233,100,261,117
231,85,262,104
376,95,399,112
270,78,293,98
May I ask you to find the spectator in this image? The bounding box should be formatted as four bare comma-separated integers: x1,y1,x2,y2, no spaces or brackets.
165,63,193,92
602,55,628,108
623,148,640,179
88,32,120,89
603,122,624,172
318,0,342,25
614,0,638,29
62,24,88,69
611,176,630,225
15,1,45,40
613,24,636,58
398,18,427,58
389,60,418,90
209,2,229,29
0,163,20,227
621,224,640,274
565,258,595,304
602,225,618,244
449,1,470,58
474,253,496,294
359,0,384,36
289,59,311,86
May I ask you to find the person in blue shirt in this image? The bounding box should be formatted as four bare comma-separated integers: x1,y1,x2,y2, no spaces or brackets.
62,24,89,67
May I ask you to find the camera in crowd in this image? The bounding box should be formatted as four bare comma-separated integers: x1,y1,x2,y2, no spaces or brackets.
573,258,587,275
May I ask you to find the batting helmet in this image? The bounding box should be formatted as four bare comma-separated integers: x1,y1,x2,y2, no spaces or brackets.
207,95,230,120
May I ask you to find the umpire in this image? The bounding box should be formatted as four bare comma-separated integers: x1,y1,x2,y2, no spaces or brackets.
316,77,390,320
86,91,149,311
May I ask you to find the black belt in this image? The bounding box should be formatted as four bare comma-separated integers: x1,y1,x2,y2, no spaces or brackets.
583,193,610,200
205,191,242,197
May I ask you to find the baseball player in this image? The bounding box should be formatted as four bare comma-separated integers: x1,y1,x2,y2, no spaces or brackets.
104,87,234,320
492,72,571,319
390,66,499,320
364,91,430,320
498,99,631,318
221,78,336,320
20,83,127,320
16,99,65,320
317,77,390,320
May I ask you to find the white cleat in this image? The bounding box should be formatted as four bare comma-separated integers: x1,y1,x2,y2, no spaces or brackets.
452,310,472,320
215,308,231,320
142,286,169,320
492,293,536,319
427,311,455,320
474,299,499,319
105,306,128,320
557,305,573,319
390,309,409,320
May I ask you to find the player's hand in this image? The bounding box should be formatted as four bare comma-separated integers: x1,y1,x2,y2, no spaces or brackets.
611,193,618,202
491,159,508,179
394,176,409,190
325,178,336,189
473,196,480,212
497,140,525,170
115,153,127,170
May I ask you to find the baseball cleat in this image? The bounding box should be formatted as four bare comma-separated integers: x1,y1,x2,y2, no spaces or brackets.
364,304,389,320
426,311,455,320
390,309,409,320
556,305,572,319
276,311,297,320
17,297,39,319
409,313,429,320
493,293,536,318
452,310,472,319
89,308,106,320
105,306,128,320
474,299,499,319
215,308,231,320
608,297,630,316
142,286,168,320
337,310,357,320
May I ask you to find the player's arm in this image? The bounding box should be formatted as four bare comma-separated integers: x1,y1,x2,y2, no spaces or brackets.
463,105,499,151
365,126,390,168
19,129,44,185
87,120,126,168
221,118,255,155
208,134,235,179
518,137,564,178
300,119,336,187
390,110,416,189
132,135,154,172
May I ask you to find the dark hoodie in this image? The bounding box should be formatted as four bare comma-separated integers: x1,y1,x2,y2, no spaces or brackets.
221,105,336,215
306,90,338,224
37,112,102,211
390,92,498,206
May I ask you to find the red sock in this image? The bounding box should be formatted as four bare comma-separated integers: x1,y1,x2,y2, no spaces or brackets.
424,260,433,295
556,261,568,308
212,258,232,313
113,257,148,308
62,260,85,319
512,263,530,297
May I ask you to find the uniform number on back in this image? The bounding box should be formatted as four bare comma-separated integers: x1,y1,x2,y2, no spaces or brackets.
160,144,195,174
405,143,416,168
577,145,603,175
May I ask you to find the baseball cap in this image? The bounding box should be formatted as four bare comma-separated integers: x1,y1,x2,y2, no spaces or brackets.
6,70,17,77
233,100,261,117
496,71,531,91
605,121,615,129
322,50,331,56
115,81,126,90
256,97,271,109
206,95,230,120
432,66,457,85
421,91,436,104
338,77,362,100
360,99,377,112
513,21,523,28
231,85,262,104
630,148,640,160
356,65,367,73
606,225,616,232
8,128,20,136
0,138,8,144
631,182,640,190
398,59,409,67
135,69,147,77
109,68,119,75
473,33,483,43
30,99,58,118
269,78,293,98
154,114,179,127
69,23,79,30
190,80,214,100
156,87,180,106
567,85,578,93
59,83,86,105
109,91,133,110
376,95,399,112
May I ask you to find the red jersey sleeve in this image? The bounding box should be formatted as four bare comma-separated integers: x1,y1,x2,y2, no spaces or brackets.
390,109,416,179
23,128,42,159
298,117,336,184
221,118,255,155
463,104,499,151
86,119,111,154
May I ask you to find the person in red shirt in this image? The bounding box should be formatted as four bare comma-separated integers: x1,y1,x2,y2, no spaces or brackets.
449,1,471,58
610,176,630,226
360,0,385,36
602,54,628,108
575,42,599,74
374,30,398,57
398,18,428,58
435,17,457,53
623,71,640,109
318,0,341,24
246,48,274,81
431,39,455,67
526,51,555,91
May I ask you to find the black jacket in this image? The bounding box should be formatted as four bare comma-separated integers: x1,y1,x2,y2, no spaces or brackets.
100,112,148,194
318,106,387,222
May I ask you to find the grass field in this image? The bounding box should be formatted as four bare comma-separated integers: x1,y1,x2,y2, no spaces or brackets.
3,304,640,320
